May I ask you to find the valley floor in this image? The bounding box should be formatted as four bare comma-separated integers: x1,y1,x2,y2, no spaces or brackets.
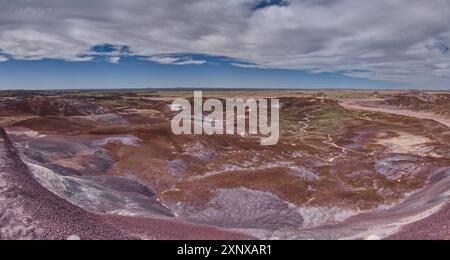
1,90,449,240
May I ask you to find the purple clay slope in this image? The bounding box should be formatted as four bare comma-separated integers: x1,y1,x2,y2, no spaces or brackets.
0,127,134,240
0,128,248,240
387,203,450,240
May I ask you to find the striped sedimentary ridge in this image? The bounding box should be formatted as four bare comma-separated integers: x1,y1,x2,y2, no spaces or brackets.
0,128,248,240
0,127,134,239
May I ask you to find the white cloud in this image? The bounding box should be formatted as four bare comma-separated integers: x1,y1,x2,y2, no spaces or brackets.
230,62,264,69
0,0,449,87
147,56,180,65
109,56,120,64
148,56,206,65
172,59,207,65
66,56,94,62
0,55,8,62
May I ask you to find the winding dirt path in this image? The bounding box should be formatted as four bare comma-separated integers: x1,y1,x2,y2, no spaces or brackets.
340,99,450,128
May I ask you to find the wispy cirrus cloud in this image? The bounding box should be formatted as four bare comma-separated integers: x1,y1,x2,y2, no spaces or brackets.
0,0,449,87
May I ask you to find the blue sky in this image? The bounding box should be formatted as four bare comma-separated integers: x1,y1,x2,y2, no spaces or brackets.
0,51,392,90
0,1,449,90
